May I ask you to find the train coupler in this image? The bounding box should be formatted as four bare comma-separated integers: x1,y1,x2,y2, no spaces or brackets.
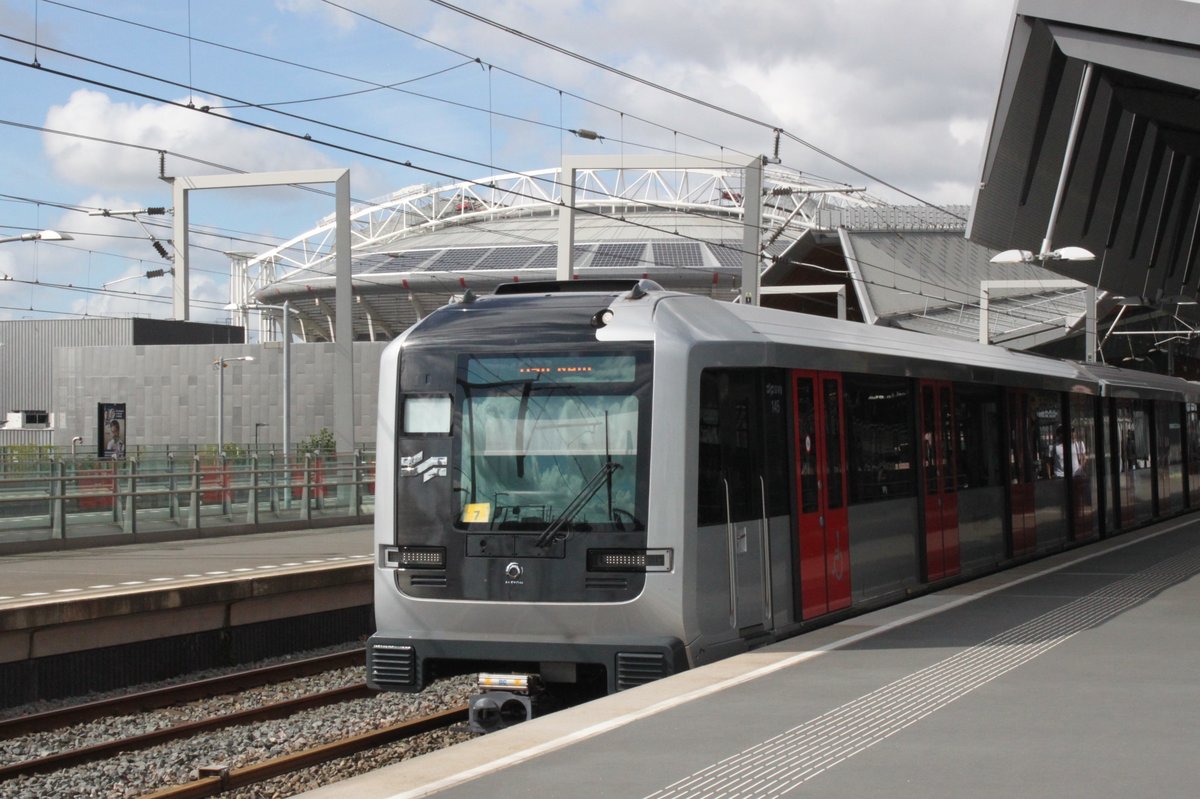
468,672,544,734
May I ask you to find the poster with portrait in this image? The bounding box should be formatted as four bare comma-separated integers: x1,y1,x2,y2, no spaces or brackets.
99,403,127,459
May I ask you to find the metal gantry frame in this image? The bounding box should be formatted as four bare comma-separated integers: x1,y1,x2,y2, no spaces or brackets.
170,169,355,454
555,154,766,304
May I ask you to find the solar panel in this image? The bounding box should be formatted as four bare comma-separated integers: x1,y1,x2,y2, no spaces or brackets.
589,242,647,269
471,246,543,270
710,241,745,267
526,246,591,270
651,241,703,268
352,252,397,275
376,251,438,273
426,248,491,271
527,247,558,270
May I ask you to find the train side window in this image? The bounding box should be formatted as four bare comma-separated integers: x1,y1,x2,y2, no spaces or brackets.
796,378,819,514
1030,391,1062,480
843,375,915,504
823,378,845,509
762,370,791,517
403,395,452,434
954,384,1002,489
698,371,728,527
697,368,782,526
1187,403,1200,503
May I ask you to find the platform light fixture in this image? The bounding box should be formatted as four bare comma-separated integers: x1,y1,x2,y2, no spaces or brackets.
989,246,1096,264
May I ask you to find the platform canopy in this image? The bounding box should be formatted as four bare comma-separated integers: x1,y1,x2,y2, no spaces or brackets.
969,0,1200,312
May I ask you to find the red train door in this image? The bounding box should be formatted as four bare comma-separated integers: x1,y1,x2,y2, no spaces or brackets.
792,370,851,620
919,380,960,581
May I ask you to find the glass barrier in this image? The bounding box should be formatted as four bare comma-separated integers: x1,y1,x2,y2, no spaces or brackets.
0,448,376,545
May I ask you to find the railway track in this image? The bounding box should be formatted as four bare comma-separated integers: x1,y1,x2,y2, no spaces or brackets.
0,684,374,780
141,706,468,799
0,648,365,737
0,649,476,797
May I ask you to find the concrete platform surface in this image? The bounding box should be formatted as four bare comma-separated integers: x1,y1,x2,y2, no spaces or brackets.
300,515,1200,799
0,523,372,604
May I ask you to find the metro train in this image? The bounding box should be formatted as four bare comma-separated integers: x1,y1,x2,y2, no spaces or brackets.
366,279,1200,698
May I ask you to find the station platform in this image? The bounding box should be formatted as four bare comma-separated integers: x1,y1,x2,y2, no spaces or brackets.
0,522,371,602
302,515,1200,799
0,524,373,705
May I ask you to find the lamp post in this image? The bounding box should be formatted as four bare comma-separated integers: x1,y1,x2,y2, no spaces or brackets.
0,229,74,244
214,356,255,455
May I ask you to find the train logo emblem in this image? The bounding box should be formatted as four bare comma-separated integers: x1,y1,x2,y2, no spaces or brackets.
400,451,447,482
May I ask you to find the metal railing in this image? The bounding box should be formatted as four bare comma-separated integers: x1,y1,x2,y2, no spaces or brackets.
0,450,375,545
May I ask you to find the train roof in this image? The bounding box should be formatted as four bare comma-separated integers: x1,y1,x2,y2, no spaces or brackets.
402,281,1200,402
1075,363,1200,403
600,285,1200,400
596,288,1089,391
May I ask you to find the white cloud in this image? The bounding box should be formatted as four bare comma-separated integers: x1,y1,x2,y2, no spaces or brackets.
42,90,338,191
411,0,1013,203
273,0,359,32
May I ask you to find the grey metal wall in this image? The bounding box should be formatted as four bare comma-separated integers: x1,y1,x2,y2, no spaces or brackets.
1,319,135,415
50,342,388,451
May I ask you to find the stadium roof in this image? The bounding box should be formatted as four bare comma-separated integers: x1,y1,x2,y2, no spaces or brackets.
240,164,1087,351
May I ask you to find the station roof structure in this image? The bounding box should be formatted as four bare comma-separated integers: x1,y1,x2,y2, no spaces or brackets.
970,0,1200,310
244,164,1086,352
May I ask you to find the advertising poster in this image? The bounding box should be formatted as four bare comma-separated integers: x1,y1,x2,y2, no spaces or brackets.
99,403,127,459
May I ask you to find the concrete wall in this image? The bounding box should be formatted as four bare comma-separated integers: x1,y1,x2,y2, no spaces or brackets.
50,341,388,451
1,319,134,416
1,319,244,417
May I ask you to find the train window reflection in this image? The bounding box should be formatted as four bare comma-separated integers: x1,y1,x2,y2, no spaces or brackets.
698,369,784,526
955,384,1001,489
456,353,649,532
844,375,915,504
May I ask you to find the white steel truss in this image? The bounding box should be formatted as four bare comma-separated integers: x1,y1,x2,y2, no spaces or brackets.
235,165,884,327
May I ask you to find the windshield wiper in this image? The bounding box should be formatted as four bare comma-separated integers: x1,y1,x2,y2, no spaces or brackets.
515,380,532,478
535,462,622,548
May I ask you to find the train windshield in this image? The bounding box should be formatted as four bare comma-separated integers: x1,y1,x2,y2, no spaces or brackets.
455,351,650,532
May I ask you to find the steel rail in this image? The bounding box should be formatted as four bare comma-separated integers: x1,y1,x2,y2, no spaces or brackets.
139,706,469,799
0,681,375,780
0,648,364,736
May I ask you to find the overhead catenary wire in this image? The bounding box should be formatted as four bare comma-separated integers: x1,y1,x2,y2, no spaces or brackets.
21,2,967,239
422,0,960,218
0,41,792,275
2,19,941,264
41,0,757,164
0,108,1005,323
0,34,766,232
0,191,292,253
0,156,995,326
2,12,990,321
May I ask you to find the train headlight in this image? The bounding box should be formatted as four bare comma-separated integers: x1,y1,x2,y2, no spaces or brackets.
587,548,673,572
379,544,446,569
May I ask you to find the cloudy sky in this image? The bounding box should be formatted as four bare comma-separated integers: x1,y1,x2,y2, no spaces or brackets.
0,0,1016,324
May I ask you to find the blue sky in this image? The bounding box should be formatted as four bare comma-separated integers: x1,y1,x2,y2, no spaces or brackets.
0,0,1014,325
